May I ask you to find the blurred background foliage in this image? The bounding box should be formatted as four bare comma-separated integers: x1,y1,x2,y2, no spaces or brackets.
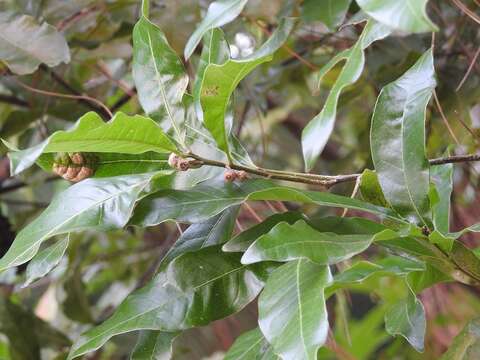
0,0,479,359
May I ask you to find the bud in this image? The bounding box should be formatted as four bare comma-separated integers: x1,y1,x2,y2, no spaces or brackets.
168,153,180,168
237,170,248,181
177,159,190,171
224,169,237,182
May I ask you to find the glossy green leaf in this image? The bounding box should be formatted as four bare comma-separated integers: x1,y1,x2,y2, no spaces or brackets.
370,49,436,226
223,211,305,252
0,11,70,74
258,259,332,360
184,0,249,60
356,0,438,33
326,256,425,296
68,246,269,359
23,236,69,287
301,0,351,30
225,328,279,360
160,206,239,267
302,20,391,171
241,219,376,265
131,331,178,360
385,287,426,352
131,179,399,227
430,163,453,234
8,112,176,175
0,173,162,272
194,28,230,120
440,318,480,360
359,169,390,208
199,18,296,159
133,11,189,142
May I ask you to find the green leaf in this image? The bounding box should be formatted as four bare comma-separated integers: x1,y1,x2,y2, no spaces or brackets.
68,246,269,359
225,328,279,360
384,286,426,352
223,211,305,252
326,256,425,296
450,241,480,282
0,11,70,74
0,173,162,272
370,49,436,226
440,318,480,360
160,206,239,267
199,18,296,160
44,112,177,154
8,112,177,175
258,259,332,360
184,0,249,60
356,0,438,33
23,235,69,287
131,331,178,360
359,169,390,208
133,12,189,142
301,20,391,171
430,163,453,234
194,28,230,120
301,0,351,30
130,179,399,227
241,219,376,265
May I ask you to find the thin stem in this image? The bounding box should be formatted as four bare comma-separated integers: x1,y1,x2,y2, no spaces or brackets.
184,151,480,188
15,80,113,119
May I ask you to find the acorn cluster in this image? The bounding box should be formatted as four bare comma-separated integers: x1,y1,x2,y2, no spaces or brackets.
52,152,97,182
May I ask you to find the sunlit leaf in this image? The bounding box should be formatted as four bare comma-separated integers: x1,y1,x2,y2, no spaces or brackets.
301,20,391,170
356,0,438,33
0,173,163,272
133,9,189,142
184,0,249,60
370,49,436,226
223,211,305,252
131,179,398,227
241,219,376,265
258,259,332,360
68,246,269,359
199,17,295,160
8,112,176,175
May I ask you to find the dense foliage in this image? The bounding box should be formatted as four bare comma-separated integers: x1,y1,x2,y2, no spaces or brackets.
0,0,480,359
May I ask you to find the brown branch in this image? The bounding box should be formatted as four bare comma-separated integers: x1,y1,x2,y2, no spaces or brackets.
15,79,113,119
39,65,112,120
184,152,480,187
